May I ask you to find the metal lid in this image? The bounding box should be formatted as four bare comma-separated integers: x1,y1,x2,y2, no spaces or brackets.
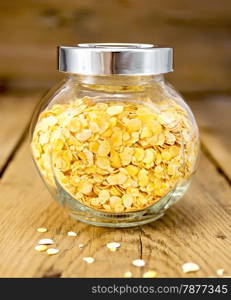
58,43,173,75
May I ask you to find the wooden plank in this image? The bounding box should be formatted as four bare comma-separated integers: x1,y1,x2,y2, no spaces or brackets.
0,136,230,277
0,0,231,92
0,140,142,278
0,93,40,174
189,95,231,181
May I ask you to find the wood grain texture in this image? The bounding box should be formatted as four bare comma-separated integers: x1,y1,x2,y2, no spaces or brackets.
0,97,230,277
0,94,39,174
0,0,230,92
189,95,231,182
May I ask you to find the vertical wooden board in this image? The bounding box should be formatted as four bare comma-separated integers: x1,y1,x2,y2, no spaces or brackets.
0,0,231,91
0,94,40,173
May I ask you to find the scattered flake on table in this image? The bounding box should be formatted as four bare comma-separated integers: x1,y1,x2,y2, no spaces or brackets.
142,270,157,278
107,242,120,251
79,244,84,248
217,269,224,276
182,262,200,273
124,271,132,278
46,248,59,255
67,231,77,237
83,257,94,264
108,247,117,252
37,228,48,233
38,238,54,245
34,245,48,252
132,259,145,267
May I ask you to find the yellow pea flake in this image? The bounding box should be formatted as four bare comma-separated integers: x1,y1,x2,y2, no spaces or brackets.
34,245,48,252
138,169,149,187
37,228,48,233
89,122,100,133
126,165,139,177
53,137,65,151
182,262,200,273
143,270,157,278
107,173,127,185
108,247,117,252
39,132,50,145
107,105,124,116
217,269,224,276
79,182,93,194
47,248,59,256
67,231,77,237
68,118,81,132
161,150,172,161
143,149,155,165
98,190,110,203
111,130,123,147
89,141,99,153
110,150,121,168
124,271,132,278
76,130,92,142
55,154,71,172
123,132,130,141
126,119,142,132
44,116,58,126
106,242,120,251
110,196,122,208
120,147,133,166
83,257,94,264
134,148,145,162
132,259,146,267
98,140,111,156
122,194,134,208
38,239,54,245
140,126,152,139
96,157,111,170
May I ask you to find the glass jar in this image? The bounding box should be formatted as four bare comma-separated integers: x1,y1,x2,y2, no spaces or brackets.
30,43,199,227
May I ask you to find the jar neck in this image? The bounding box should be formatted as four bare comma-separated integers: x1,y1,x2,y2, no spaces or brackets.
67,74,164,87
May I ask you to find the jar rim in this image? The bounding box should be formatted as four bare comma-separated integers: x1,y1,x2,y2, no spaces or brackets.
58,43,173,76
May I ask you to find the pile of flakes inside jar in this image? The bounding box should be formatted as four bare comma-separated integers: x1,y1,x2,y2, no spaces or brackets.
31,96,198,213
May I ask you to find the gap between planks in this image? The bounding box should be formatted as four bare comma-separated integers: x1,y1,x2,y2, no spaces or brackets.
200,142,231,185
0,137,230,277
0,123,29,178
0,93,41,177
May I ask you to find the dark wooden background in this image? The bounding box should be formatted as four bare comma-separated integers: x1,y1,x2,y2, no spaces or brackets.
0,0,230,94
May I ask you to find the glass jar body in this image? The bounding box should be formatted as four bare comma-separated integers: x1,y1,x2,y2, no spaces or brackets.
30,74,199,227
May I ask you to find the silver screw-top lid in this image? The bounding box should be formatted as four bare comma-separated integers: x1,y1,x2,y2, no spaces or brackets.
58,43,173,75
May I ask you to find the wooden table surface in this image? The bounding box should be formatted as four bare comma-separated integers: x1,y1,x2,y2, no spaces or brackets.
0,92,230,278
